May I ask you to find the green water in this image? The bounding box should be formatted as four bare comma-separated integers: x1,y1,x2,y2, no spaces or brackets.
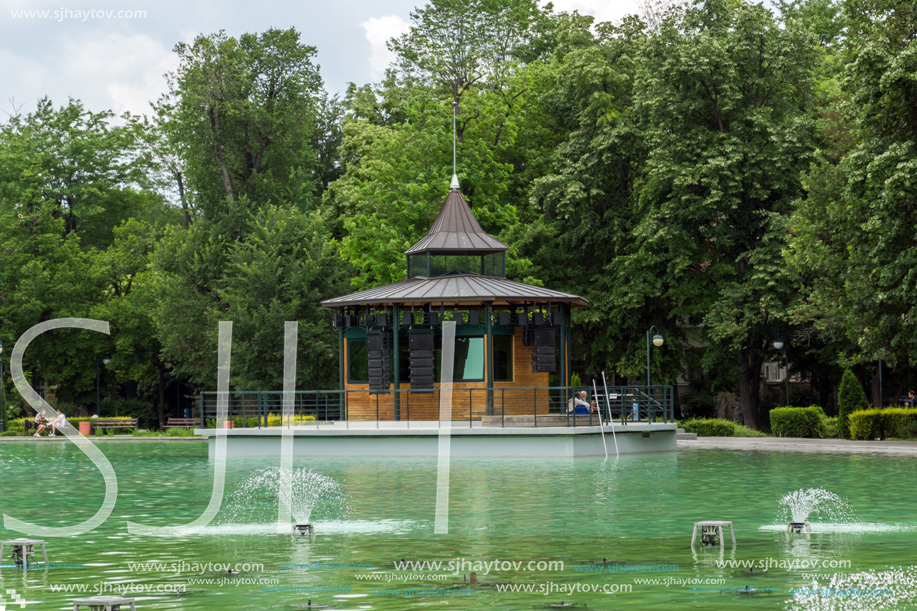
1,441,916,610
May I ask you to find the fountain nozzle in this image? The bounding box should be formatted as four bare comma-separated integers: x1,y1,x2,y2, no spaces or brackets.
786,521,811,534
293,524,314,536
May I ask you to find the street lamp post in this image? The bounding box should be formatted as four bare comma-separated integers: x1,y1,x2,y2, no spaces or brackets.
0,340,6,434
773,338,789,406
646,327,664,387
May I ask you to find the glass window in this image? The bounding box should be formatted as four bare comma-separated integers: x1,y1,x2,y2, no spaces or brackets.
493,335,513,381
347,339,368,383
435,336,485,381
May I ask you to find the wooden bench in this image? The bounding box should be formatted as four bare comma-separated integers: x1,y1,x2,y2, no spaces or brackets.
162,418,198,429
91,418,138,433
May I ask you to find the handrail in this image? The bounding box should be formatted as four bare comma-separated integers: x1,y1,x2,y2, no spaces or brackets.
196,385,674,427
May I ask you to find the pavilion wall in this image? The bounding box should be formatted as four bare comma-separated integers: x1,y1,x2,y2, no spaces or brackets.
344,328,551,421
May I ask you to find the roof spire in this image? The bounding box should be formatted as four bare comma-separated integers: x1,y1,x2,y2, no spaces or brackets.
451,100,460,191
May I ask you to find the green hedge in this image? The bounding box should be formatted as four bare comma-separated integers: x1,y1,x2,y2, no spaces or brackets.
849,408,917,440
770,406,826,438
204,414,317,428
682,418,767,437
7,416,138,435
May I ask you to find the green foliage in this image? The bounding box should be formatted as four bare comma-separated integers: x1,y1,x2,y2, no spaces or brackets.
822,416,839,438
6,418,26,434
164,427,195,437
204,413,315,428
155,205,347,391
159,28,324,214
681,390,717,419
838,369,868,439
682,418,768,437
622,0,818,429
848,408,917,440
770,406,826,438
1,2,914,425
896,421,917,440
786,1,917,368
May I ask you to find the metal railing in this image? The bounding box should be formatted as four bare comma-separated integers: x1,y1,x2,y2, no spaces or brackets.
197,385,674,428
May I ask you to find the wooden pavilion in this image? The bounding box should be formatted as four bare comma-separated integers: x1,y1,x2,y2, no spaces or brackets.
321,176,588,421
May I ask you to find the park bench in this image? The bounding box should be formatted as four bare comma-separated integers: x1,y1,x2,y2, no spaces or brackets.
163,418,198,429
91,418,138,433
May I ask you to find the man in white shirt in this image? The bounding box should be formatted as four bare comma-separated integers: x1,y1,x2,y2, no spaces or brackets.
50,410,66,436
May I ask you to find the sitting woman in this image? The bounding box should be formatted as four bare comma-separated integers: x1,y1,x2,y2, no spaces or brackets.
33,413,48,437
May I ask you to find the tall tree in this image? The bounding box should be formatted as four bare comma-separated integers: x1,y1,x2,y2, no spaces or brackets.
788,0,917,376
157,28,324,216
0,99,169,410
153,28,348,391
620,0,818,428
526,13,656,382
0,98,154,248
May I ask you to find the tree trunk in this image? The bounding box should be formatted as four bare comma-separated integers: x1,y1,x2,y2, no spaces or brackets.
738,348,764,429
871,363,882,408
175,170,191,228
158,364,166,429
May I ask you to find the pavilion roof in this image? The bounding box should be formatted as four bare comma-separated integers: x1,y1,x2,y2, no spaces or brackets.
404,190,508,255
321,274,587,308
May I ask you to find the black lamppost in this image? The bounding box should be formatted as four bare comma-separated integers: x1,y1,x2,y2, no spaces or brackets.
646,327,664,387
0,340,6,434
773,338,789,406
96,356,111,417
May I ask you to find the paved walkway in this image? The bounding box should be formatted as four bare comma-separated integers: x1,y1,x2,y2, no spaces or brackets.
678,436,917,455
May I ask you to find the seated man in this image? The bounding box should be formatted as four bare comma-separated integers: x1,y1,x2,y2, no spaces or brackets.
49,410,66,436
568,391,596,415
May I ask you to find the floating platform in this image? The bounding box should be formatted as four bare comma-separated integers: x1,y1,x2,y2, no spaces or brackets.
195,421,676,458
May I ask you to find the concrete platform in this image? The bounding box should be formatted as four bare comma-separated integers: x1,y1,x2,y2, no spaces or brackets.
195,421,677,458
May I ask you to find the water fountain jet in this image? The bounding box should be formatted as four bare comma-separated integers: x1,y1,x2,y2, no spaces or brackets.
778,488,855,533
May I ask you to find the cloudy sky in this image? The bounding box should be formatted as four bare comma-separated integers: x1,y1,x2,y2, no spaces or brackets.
0,0,640,118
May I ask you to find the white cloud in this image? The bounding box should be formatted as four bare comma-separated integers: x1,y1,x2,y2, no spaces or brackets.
361,15,411,82
544,0,639,24
60,33,177,116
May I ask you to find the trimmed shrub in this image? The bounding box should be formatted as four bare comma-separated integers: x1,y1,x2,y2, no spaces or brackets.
848,408,917,440
897,421,917,440
6,418,26,434
683,418,736,436
682,418,767,437
838,369,868,439
733,423,768,437
770,406,826,438
879,408,917,436
822,416,839,438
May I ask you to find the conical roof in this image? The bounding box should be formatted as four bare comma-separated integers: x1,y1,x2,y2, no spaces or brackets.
405,190,508,255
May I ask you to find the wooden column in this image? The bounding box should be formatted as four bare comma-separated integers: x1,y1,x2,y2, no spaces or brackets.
393,303,400,420
338,320,345,419
486,302,494,415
